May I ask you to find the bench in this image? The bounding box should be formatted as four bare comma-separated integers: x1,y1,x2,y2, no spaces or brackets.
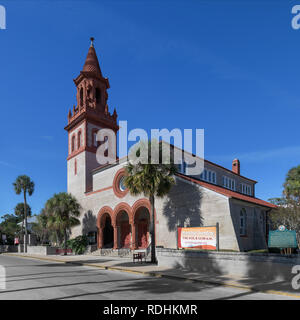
133,252,146,263
56,248,72,255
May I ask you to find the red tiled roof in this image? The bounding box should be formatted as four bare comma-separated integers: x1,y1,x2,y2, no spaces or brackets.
176,173,277,209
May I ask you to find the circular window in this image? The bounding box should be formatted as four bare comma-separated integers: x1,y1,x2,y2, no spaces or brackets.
113,168,129,198
119,176,127,192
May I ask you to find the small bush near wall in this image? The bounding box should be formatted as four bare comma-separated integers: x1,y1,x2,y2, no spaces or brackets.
246,249,269,254
67,235,88,255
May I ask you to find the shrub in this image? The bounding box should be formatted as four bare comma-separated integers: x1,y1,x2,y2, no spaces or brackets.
67,235,88,255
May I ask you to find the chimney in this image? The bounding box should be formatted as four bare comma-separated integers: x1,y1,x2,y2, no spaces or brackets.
232,159,240,175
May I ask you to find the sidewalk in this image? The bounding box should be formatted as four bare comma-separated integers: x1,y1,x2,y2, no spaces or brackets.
2,252,300,299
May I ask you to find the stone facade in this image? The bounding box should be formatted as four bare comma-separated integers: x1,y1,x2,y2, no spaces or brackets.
68,157,274,251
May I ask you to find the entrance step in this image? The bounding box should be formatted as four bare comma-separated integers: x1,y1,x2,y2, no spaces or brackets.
90,248,149,258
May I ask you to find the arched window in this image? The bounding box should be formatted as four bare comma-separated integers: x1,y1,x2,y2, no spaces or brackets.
240,208,247,236
71,135,76,153
77,131,82,149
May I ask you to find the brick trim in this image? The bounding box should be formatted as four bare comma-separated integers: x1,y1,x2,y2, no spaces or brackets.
113,168,129,198
113,202,133,225
97,206,114,228
85,186,113,196
132,199,151,223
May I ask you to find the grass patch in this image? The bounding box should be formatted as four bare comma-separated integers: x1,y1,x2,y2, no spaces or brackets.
246,249,269,254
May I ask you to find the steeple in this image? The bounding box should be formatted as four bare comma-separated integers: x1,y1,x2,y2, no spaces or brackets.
66,38,118,131
82,37,102,77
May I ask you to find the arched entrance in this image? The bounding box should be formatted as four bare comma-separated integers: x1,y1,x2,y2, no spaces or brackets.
116,210,131,248
102,215,114,248
134,206,150,249
98,200,152,250
97,207,115,249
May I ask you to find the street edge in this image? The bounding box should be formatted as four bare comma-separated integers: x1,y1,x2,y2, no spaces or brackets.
2,253,300,299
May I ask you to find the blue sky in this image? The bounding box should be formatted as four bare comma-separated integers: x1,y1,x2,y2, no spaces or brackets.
1,0,300,218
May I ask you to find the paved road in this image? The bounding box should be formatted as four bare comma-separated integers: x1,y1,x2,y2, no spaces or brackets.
0,255,297,300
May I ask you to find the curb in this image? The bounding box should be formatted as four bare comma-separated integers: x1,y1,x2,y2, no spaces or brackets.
3,253,300,299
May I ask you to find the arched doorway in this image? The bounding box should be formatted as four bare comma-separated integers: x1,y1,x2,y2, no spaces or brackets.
102,214,114,248
116,210,131,248
98,201,151,250
135,206,150,249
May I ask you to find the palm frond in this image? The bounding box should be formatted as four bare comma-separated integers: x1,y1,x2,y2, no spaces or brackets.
124,140,177,199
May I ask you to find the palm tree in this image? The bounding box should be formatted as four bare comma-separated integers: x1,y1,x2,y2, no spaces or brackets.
45,192,81,255
46,211,64,246
14,202,32,243
13,175,35,253
33,210,49,245
124,140,177,263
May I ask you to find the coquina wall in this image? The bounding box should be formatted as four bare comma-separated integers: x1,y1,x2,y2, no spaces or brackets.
17,246,58,255
157,248,300,290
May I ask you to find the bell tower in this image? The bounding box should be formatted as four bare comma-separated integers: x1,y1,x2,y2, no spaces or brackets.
65,38,118,197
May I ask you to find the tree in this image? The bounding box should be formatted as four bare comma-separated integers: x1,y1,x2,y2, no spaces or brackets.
124,140,177,263
31,210,49,245
14,202,32,242
45,192,81,255
283,165,300,204
269,165,300,247
0,214,21,244
13,175,35,252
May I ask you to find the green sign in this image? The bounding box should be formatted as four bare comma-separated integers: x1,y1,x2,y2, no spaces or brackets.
268,230,298,248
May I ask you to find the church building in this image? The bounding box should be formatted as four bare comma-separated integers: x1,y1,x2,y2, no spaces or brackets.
65,39,276,252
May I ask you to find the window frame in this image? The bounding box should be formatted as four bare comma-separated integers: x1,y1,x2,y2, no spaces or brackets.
71,135,76,153
223,176,236,191
200,169,217,184
239,208,247,236
77,130,82,149
241,183,252,196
